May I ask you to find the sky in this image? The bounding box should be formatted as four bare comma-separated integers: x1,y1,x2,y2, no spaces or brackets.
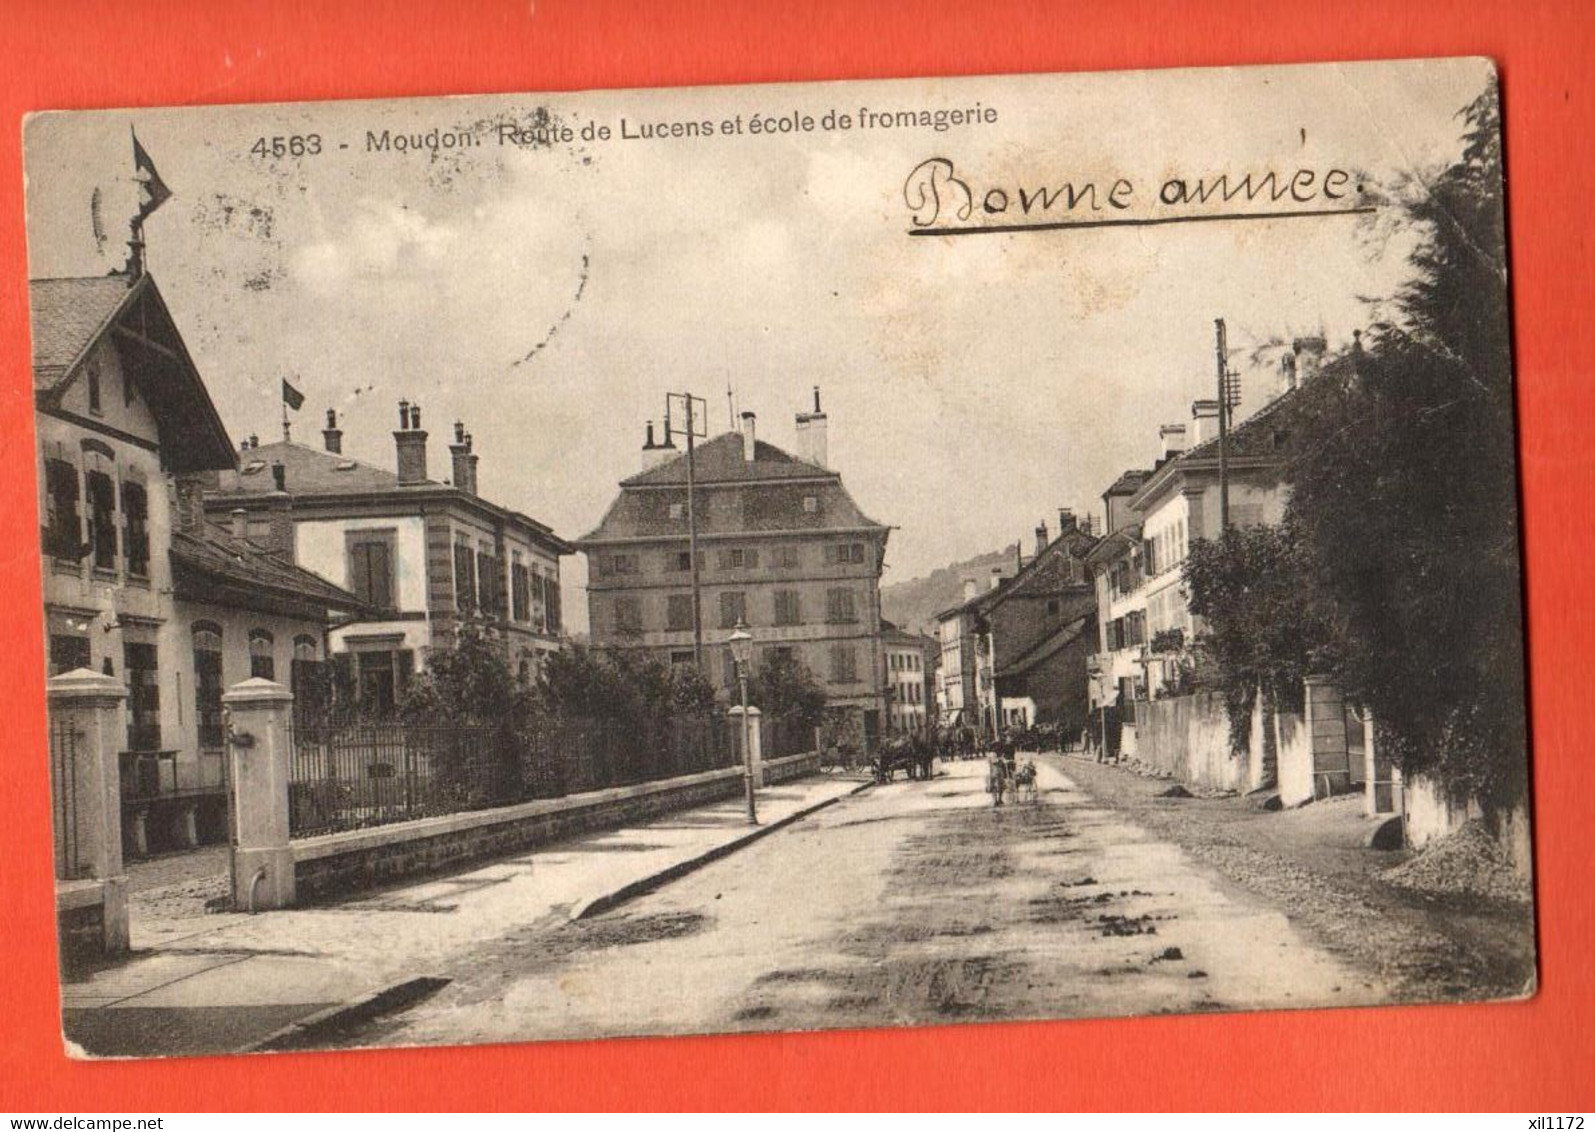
23,59,1493,632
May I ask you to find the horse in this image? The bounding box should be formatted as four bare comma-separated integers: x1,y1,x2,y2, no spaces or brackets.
1013,759,1038,804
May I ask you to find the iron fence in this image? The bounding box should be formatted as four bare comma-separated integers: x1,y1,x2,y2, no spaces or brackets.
289,710,760,838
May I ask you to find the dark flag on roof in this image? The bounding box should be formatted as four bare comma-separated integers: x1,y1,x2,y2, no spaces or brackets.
282,377,305,411
131,129,171,220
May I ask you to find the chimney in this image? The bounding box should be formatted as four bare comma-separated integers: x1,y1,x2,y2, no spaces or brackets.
1035,521,1049,558
794,385,829,469
1159,423,1188,459
1292,336,1327,387
248,433,259,450
963,578,978,603
1057,507,1078,535
173,476,207,534
265,484,295,563
394,400,429,485
1191,399,1221,447
323,409,343,454
740,410,757,463
450,420,476,495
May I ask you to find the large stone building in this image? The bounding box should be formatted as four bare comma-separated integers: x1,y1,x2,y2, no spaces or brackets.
200,404,573,710
579,394,890,751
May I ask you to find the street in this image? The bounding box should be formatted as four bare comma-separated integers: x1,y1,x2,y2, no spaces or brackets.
339,757,1383,1047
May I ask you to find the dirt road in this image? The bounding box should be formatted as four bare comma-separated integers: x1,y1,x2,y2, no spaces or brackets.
337,758,1385,1047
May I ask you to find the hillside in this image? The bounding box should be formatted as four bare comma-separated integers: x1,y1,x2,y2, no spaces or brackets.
880,544,1021,636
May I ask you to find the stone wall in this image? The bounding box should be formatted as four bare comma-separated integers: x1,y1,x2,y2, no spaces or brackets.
293,751,820,902
1134,692,1245,792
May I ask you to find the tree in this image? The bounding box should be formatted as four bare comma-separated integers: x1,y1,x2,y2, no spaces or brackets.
747,652,828,729
1182,520,1334,753
401,627,532,727
1284,84,1526,815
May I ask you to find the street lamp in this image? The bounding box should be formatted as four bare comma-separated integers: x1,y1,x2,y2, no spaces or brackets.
728,619,757,825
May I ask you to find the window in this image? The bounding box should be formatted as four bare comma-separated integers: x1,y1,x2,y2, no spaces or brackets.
43,459,82,564
49,634,90,675
512,561,531,622
771,545,801,569
348,533,396,612
824,542,866,566
454,542,476,611
85,470,117,571
666,593,694,632
826,588,858,623
192,623,225,750
608,552,640,576
719,590,747,629
1047,598,1061,617
828,644,858,684
477,550,505,617
544,570,562,633
670,650,696,667
668,502,685,520
718,547,758,570
122,481,149,578
614,596,643,636
672,550,705,573
86,358,102,414
124,642,161,751
290,634,327,717
773,590,802,626
356,649,412,717
249,629,275,680
762,645,795,668
802,496,819,513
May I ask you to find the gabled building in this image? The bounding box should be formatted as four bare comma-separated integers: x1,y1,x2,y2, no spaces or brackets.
935,511,1098,737
578,394,890,751
199,404,573,710
33,271,366,855
1086,338,1328,754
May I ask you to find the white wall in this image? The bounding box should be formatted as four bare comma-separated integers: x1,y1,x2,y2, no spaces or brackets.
295,515,428,612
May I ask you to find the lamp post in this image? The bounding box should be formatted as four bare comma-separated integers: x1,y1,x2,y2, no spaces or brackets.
728,619,757,825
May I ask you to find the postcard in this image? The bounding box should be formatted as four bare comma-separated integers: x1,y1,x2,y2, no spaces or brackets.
23,57,1532,1058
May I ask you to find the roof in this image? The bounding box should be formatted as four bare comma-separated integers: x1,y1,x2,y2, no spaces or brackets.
581,433,887,545
881,620,938,649
1126,355,1358,514
171,522,368,615
1103,469,1153,497
29,275,138,386
994,614,1091,679
30,272,237,473
622,432,834,486
934,526,1097,622
1083,524,1142,567
208,440,573,553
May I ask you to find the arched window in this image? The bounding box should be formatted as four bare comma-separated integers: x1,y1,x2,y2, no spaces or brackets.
291,634,325,715
192,622,224,750
292,634,319,661
249,628,275,680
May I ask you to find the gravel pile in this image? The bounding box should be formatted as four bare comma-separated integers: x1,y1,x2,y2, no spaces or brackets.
1382,822,1532,905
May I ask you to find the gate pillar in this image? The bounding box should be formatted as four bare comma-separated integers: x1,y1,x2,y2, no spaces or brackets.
222,677,296,910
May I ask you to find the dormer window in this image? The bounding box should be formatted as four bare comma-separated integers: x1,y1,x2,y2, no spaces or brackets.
669,502,685,520
241,460,268,476
803,496,819,513
335,460,358,472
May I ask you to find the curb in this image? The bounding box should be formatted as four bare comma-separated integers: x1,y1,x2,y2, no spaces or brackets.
569,779,874,921
244,975,452,1053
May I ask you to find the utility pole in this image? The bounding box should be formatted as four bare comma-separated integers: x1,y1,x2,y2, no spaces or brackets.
665,392,708,668
1215,318,1232,533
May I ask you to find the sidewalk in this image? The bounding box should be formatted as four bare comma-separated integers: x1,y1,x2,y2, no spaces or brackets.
62,773,869,1058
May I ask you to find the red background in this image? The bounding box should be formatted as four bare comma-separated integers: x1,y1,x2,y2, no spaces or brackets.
0,0,1588,1112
